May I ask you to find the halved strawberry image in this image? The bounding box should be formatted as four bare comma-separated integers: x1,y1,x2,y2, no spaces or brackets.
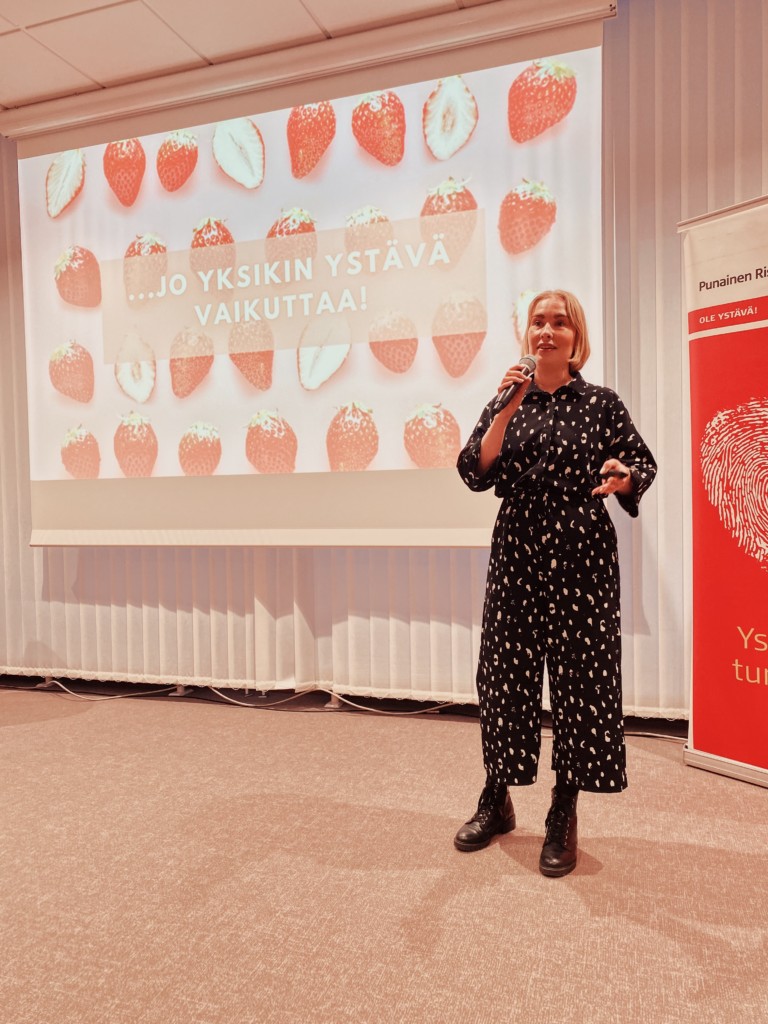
352,91,405,166
368,311,418,373
190,217,236,274
245,411,297,474
114,332,156,404
178,423,222,476
61,426,100,480
114,412,158,477
156,130,198,192
326,402,379,472
212,118,265,189
420,177,478,262
45,150,85,219
123,233,167,302
266,207,317,262
344,205,391,254
297,316,351,391
54,245,101,307
169,328,214,398
103,138,146,207
49,340,94,403
422,76,478,160
404,403,461,469
498,180,556,255
229,321,274,391
432,293,487,378
287,102,336,179
507,60,577,143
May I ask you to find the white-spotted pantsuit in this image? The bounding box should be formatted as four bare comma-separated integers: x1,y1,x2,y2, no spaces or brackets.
458,373,656,793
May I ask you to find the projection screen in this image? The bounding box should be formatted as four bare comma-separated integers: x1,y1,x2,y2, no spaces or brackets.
18,24,604,546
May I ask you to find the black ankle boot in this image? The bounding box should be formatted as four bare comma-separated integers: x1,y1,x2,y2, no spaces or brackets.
454,780,515,852
539,786,578,877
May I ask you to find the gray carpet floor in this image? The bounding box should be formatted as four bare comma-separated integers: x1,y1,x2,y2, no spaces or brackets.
1,685,767,1024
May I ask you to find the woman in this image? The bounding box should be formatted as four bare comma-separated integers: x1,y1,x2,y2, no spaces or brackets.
454,290,656,876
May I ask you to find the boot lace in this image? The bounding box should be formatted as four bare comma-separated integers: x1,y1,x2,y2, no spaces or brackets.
544,804,571,847
475,782,506,822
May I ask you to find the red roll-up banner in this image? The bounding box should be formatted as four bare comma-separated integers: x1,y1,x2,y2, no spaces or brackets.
680,196,768,787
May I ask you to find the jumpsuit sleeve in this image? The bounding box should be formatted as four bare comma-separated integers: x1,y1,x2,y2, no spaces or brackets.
607,394,657,518
456,400,499,492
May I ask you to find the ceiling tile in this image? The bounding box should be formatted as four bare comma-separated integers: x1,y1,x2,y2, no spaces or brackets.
0,30,98,106
304,0,456,36
145,0,327,62
0,0,118,28
28,2,207,87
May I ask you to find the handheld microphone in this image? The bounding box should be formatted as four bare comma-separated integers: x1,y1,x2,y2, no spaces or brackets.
491,354,537,415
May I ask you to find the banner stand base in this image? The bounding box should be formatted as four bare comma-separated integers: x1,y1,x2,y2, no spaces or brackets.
684,746,768,790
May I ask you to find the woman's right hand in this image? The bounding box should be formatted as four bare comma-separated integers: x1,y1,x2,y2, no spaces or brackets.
492,363,533,420
478,362,532,473
498,363,534,393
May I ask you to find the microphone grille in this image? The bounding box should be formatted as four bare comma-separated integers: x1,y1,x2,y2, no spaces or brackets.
520,353,537,373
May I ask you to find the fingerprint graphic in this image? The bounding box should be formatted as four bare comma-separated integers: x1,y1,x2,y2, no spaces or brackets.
700,400,768,570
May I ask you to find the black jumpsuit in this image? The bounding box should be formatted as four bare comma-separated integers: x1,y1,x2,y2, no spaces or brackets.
457,373,656,793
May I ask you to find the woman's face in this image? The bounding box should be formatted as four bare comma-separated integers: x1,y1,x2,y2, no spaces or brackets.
527,296,576,370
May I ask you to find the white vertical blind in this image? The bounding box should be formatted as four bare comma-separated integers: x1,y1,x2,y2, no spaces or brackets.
3,0,766,712
602,0,767,715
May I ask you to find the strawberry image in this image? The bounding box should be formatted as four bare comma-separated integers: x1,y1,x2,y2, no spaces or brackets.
190,217,236,274
498,181,556,254
178,423,222,476
229,321,274,390
404,403,461,469
123,233,167,302
114,412,158,478
287,102,336,178
420,177,478,261
156,130,198,192
170,328,215,398
297,316,351,391
103,138,146,206
431,293,487,377
61,426,100,479
54,245,101,307
49,340,95,403
266,207,317,262
326,402,379,472
245,411,297,474
114,332,156,404
344,206,391,254
422,76,478,160
45,150,85,219
352,91,406,166
507,60,577,143
213,118,265,189
368,311,418,373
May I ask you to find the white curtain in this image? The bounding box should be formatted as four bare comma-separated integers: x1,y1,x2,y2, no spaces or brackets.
603,0,768,715
3,0,767,713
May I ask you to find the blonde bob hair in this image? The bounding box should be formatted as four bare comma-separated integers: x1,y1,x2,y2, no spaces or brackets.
522,290,591,372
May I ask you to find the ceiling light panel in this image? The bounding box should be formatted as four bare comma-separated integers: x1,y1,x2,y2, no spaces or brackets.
144,0,327,62
0,0,119,27
28,2,207,87
0,30,98,106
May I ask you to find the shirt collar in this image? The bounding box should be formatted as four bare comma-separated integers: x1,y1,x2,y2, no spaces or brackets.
526,371,586,399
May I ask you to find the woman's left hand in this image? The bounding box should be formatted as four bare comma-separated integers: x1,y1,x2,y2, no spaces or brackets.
592,459,633,497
